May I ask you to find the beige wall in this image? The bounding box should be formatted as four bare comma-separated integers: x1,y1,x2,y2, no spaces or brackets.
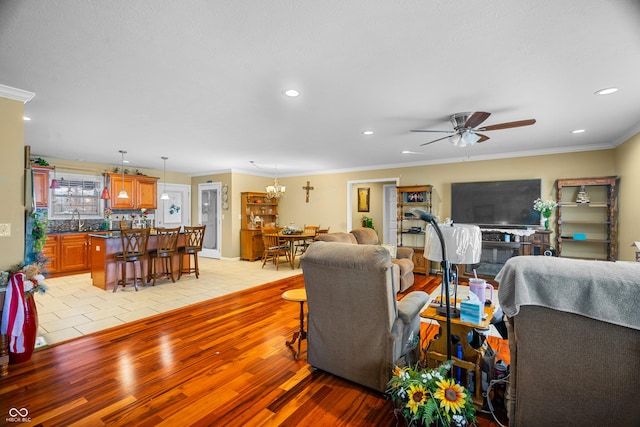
614,132,640,261
0,97,27,271
274,149,626,258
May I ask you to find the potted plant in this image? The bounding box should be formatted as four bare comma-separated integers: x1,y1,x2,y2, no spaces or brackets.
361,215,374,229
387,361,477,427
533,198,557,231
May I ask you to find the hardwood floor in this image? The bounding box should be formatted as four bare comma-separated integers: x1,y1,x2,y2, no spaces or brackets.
0,273,508,426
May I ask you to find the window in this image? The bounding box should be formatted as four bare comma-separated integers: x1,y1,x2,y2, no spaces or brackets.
49,173,105,219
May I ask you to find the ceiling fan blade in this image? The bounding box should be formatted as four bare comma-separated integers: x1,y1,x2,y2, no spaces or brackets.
478,119,536,132
410,129,455,133
419,133,458,146
476,133,490,143
464,111,491,129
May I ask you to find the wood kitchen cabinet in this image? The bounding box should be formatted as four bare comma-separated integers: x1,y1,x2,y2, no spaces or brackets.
108,173,158,210
42,234,59,275
33,166,53,208
44,232,98,277
60,233,90,273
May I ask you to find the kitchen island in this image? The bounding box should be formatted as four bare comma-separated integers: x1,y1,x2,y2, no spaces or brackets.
90,232,188,291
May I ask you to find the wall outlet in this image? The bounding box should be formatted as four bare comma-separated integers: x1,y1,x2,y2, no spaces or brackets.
0,223,11,237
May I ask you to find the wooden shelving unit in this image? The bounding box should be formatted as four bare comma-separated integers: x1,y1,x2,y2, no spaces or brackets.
396,185,432,274
240,192,279,261
556,176,618,261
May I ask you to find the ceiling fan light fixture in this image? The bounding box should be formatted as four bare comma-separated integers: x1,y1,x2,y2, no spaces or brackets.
463,130,481,145
448,134,462,147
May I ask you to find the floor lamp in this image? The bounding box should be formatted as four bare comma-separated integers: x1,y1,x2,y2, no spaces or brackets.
414,209,481,360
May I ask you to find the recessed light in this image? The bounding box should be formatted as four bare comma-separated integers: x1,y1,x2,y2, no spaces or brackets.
284,89,300,97
23,116,31,121
571,129,586,134
362,130,374,135
594,87,618,95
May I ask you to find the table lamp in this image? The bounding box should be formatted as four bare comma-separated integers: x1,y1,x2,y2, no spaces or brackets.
414,209,481,360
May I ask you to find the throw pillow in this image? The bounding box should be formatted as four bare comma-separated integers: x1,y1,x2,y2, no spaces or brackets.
381,244,397,258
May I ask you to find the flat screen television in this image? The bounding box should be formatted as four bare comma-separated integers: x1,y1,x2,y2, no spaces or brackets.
451,179,541,227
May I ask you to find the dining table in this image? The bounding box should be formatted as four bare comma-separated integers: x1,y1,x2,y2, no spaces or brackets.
265,231,316,269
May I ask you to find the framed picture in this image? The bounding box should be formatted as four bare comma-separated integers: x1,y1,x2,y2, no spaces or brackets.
357,187,370,212
163,191,183,224
405,191,425,203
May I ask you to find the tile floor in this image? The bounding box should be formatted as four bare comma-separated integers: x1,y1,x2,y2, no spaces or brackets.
35,257,301,346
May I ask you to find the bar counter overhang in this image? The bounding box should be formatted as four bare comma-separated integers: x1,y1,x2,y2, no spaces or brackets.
90,232,189,291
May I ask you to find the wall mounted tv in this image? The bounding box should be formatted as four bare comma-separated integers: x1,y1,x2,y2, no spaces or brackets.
451,179,541,227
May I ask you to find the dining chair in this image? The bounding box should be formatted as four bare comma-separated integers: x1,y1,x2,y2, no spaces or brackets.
294,225,319,257
316,226,330,235
261,230,291,270
147,227,181,286
179,225,206,279
114,228,150,292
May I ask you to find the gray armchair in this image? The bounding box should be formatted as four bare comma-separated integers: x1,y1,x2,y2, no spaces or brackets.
301,241,428,392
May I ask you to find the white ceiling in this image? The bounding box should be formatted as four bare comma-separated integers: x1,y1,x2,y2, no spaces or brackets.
2,1,640,177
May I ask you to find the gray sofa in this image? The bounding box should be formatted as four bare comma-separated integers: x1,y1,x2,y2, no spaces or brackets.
314,228,415,292
300,241,428,392
496,256,640,427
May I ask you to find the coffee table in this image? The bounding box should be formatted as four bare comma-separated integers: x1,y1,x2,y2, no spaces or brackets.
420,301,494,408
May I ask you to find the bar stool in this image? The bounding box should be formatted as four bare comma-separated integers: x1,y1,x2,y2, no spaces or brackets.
147,227,180,286
179,225,206,279
114,228,150,292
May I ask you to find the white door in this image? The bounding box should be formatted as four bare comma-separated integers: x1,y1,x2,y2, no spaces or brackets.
156,184,191,229
198,182,222,258
383,184,397,245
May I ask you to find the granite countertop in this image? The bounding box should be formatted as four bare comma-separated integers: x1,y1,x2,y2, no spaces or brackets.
88,232,122,239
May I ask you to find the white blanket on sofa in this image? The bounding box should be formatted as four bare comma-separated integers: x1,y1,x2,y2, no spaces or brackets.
496,256,640,331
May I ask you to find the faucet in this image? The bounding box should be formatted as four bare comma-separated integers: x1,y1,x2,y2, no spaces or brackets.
71,209,84,231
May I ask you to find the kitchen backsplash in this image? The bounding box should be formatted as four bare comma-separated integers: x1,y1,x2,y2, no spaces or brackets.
41,208,157,233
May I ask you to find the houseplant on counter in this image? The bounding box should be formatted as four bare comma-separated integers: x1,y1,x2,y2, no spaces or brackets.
533,198,557,231
387,361,477,427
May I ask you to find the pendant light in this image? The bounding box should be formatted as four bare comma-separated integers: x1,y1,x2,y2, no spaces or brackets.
49,166,60,189
100,178,110,200
117,150,129,199
160,156,170,200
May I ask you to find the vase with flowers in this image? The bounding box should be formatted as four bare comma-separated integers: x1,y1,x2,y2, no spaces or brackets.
533,198,557,231
387,361,477,427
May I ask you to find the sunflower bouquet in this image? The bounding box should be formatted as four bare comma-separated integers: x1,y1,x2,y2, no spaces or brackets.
387,361,476,427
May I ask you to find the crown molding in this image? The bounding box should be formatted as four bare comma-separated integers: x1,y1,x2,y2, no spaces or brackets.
0,84,35,103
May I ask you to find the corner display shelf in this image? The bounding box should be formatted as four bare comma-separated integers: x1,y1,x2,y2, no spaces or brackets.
556,176,618,261
396,185,432,274
240,192,279,261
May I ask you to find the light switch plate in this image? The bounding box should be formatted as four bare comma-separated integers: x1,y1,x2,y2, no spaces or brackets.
0,223,10,237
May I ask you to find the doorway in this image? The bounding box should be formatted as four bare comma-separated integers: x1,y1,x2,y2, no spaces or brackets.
346,177,399,240
198,182,222,259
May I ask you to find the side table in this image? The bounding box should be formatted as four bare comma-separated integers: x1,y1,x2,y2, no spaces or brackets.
281,288,307,360
420,302,494,408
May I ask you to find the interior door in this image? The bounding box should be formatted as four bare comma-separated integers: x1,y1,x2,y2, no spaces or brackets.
198,182,222,259
383,184,397,245
156,184,191,229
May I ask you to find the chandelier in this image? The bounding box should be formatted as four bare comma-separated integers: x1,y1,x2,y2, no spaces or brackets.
266,165,286,199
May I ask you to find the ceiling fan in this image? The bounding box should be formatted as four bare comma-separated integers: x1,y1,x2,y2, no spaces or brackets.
412,112,536,147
